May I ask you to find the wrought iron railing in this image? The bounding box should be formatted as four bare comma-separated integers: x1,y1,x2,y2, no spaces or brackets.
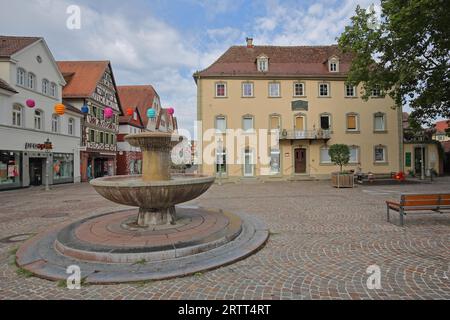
280,129,331,140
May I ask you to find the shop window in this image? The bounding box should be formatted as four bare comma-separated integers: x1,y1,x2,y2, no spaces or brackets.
270,148,280,174
53,153,74,182
0,151,21,188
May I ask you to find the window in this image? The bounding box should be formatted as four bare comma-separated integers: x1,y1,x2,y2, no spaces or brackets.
319,83,329,97
42,79,49,95
270,148,280,174
349,146,359,163
320,114,331,130
374,113,386,131
269,115,280,130
133,111,137,120
51,114,59,133
242,82,253,97
17,68,26,86
0,151,21,187
12,104,22,127
269,82,280,97
243,116,254,132
346,113,358,131
215,148,226,174
345,84,356,97
34,110,43,130
328,58,339,72
105,133,109,145
215,82,226,97
257,56,268,72
295,115,305,131
99,132,104,144
320,147,332,163
374,146,387,162
371,86,381,97
50,82,57,97
293,82,304,96
330,63,337,72
28,72,36,89
215,116,226,133
89,129,95,142
68,118,75,135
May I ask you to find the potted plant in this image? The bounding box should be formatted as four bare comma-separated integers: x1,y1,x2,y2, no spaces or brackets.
329,144,354,188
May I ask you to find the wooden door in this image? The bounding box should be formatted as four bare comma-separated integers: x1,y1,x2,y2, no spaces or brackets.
294,148,306,173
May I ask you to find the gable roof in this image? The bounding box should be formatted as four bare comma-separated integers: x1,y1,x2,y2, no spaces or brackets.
0,77,18,94
0,36,41,58
194,45,353,79
434,120,449,133
57,60,110,98
117,85,159,127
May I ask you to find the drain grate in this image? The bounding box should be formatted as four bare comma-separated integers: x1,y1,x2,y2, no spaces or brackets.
0,233,35,243
63,199,81,203
41,212,70,218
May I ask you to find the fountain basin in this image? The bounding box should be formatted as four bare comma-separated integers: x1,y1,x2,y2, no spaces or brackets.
90,174,215,208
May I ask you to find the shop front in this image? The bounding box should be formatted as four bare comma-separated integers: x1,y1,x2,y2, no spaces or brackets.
0,150,21,190
81,151,116,181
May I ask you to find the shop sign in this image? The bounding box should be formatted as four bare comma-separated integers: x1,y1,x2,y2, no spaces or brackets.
25,142,53,150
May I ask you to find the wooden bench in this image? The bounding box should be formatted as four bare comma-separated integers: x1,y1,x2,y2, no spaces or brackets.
386,193,450,226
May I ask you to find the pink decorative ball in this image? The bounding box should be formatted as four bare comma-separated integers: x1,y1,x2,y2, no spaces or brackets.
167,107,174,115
26,99,35,108
104,107,113,119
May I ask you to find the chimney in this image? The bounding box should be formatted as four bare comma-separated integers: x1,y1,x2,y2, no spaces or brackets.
246,37,253,48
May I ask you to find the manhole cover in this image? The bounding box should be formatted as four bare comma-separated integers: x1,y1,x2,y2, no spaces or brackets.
63,199,81,203
41,212,69,218
0,233,35,243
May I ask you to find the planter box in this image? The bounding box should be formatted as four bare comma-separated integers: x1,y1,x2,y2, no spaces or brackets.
331,172,354,188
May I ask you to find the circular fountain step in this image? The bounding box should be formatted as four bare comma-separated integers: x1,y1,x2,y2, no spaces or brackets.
16,206,268,284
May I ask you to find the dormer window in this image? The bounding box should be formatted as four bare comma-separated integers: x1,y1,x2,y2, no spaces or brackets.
257,55,268,72
328,56,339,72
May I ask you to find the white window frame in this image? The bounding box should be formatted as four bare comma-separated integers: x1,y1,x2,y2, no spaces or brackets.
320,147,332,164
12,104,23,127
215,82,226,97
374,146,387,163
318,83,330,97
28,72,36,89
257,58,268,72
34,110,43,130
68,118,75,135
243,115,254,132
319,113,331,130
293,82,305,97
371,86,382,97
42,79,49,95
17,68,26,86
345,84,356,97
328,58,339,72
269,82,280,97
242,82,253,97
51,114,59,133
374,113,386,131
215,116,226,133
50,82,57,97
349,146,359,164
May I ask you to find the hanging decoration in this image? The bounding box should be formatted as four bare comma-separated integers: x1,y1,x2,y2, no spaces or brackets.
167,107,174,115
81,104,89,114
54,103,65,115
104,107,113,119
126,108,134,116
147,108,156,118
26,99,35,108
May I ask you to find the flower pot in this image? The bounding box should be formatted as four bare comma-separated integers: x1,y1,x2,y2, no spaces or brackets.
331,172,354,188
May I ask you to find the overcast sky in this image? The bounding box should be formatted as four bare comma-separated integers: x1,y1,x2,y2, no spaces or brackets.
0,0,378,136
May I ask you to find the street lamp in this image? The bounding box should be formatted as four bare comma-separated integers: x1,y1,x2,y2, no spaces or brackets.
217,137,223,186
44,138,52,191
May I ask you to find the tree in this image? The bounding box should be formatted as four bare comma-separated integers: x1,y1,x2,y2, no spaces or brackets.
328,144,350,173
338,0,450,124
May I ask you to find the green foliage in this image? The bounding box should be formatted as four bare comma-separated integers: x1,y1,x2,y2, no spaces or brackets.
338,0,450,124
328,144,350,172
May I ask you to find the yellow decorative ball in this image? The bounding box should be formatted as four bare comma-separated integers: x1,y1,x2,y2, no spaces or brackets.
54,103,65,115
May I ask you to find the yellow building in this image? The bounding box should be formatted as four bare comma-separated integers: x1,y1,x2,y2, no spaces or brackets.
194,39,404,181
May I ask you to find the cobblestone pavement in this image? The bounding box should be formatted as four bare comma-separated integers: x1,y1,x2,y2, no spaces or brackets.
0,177,449,299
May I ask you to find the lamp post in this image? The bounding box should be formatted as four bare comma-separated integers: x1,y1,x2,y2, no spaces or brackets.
44,138,52,191
217,137,223,186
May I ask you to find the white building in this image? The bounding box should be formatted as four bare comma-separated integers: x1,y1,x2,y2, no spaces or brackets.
0,36,83,190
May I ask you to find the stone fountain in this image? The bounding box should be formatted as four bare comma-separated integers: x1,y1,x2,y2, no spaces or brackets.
16,131,268,283
90,132,214,226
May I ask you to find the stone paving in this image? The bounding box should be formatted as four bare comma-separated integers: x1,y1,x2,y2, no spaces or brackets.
0,177,449,299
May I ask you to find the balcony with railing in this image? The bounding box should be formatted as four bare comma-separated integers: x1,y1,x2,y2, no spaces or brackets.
279,129,331,140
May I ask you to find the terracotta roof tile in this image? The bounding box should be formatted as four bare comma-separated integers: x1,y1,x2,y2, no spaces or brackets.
57,61,110,98
0,36,41,57
0,77,18,93
117,85,159,127
434,120,449,133
195,45,353,78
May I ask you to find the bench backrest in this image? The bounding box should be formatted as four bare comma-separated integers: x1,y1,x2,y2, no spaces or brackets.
401,194,450,207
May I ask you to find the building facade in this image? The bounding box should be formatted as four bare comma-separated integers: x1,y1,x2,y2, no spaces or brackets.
116,85,178,175
194,40,404,181
57,61,122,181
0,36,82,190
